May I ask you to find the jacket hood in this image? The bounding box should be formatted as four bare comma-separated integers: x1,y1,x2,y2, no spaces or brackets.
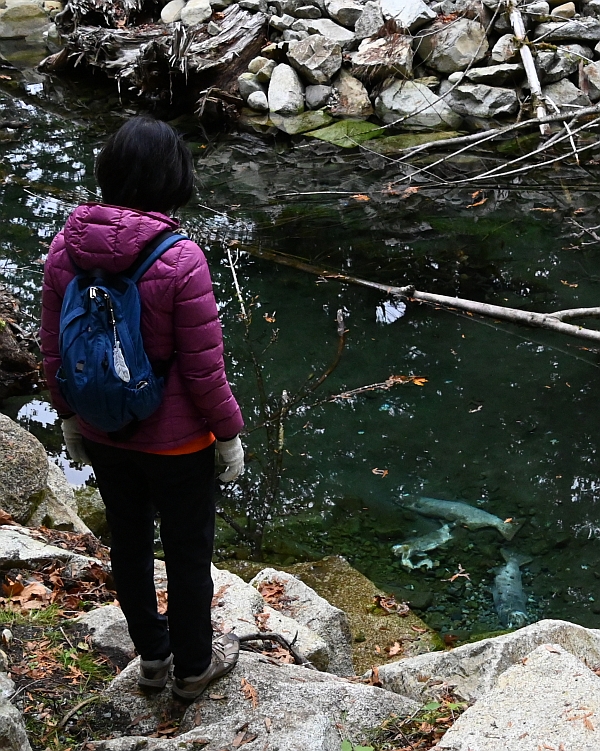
62,203,179,273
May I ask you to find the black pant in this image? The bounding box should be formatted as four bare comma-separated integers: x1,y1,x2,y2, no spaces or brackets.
83,438,215,679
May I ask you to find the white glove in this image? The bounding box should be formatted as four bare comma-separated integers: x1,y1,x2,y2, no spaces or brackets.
61,416,91,464
216,436,244,482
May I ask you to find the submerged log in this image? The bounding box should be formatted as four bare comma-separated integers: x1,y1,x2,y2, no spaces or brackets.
0,288,42,402
41,4,268,120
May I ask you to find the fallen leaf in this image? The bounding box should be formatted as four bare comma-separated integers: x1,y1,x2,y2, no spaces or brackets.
560,280,578,288
411,625,428,633
584,716,595,731
387,641,402,656
368,666,382,686
443,564,471,583
544,645,561,654
401,186,420,199
240,677,259,709
504,518,513,523
265,717,272,731
371,468,389,477
351,194,370,201
263,313,276,323
468,404,483,413
412,377,428,386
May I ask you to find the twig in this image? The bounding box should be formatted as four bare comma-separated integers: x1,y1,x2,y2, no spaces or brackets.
56,695,101,731
238,632,316,669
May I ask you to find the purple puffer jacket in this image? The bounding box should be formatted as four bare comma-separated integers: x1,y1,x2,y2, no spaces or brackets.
40,203,244,451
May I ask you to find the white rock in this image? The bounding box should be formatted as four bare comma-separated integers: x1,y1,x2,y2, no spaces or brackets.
268,62,305,114
180,0,212,26
256,58,277,80
351,33,413,81
248,54,271,72
324,0,364,27
414,18,489,73
491,33,519,63
522,0,550,14
436,645,600,751
302,17,356,46
543,77,592,108
287,34,342,84
295,4,321,17
237,71,265,100
372,619,600,703
160,0,185,23
270,12,295,28
329,67,373,118
551,0,576,16
251,567,354,675
380,0,436,31
375,79,463,129
0,694,33,750
29,461,92,534
247,89,270,111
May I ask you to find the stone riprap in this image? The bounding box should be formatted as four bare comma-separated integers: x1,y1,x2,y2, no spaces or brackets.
41,0,600,142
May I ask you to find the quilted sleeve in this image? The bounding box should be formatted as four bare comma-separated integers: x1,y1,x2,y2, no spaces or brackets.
173,241,244,439
39,245,73,416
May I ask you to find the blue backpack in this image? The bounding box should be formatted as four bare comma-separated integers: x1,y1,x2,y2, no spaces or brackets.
56,230,185,436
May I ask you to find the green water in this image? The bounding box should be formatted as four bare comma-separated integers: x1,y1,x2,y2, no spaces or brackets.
3,90,600,639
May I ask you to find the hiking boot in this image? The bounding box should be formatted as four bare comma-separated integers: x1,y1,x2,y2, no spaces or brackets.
139,653,173,689
172,633,240,700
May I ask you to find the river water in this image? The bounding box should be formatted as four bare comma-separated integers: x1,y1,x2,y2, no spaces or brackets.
3,85,600,640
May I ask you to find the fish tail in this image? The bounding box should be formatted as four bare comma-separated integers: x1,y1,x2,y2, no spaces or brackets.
500,547,532,567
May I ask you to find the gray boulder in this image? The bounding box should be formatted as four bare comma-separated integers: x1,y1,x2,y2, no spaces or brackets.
29,461,92,534
301,17,356,46
583,59,600,98
536,43,593,83
491,33,519,63
160,0,185,23
237,71,265,100
447,82,519,117
543,78,592,107
329,67,373,118
306,83,332,107
270,12,295,29
268,62,305,114
0,2,50,38
324,0,364,27
100,651,419,750
381,0,436,31
551,0,576,17
375,79,462,129
0,413,48,524
450,62,524,85
355,0,383,37
287,34,342,83
533,17,600,40
71,605,135,668
247,90,269,110
74,486,108,538
415,18,489,73
523,0,550,14
0,695,32,751
371,619,600,703
436,645,600,751
351,33,413,81
181,0,213,25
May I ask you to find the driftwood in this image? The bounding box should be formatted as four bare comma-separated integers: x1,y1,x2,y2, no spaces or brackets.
0,288,42,401
507,0,550,136
239,245,600,345
41,2,267,118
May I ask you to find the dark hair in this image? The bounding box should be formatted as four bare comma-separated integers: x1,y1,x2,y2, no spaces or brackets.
95,116,194,215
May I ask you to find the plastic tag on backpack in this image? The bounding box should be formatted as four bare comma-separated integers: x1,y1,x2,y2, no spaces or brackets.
113,341,131,382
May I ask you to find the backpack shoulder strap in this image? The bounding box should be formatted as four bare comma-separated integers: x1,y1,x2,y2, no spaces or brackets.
128,230,186,284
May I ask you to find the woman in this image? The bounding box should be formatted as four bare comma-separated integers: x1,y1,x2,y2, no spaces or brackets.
40,116,244,700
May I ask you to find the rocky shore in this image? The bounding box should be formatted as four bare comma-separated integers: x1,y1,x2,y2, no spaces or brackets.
0,0,594,142
1,411,600,750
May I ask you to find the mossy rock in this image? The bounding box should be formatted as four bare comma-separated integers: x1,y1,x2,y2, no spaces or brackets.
220,555,442,674
74,486,109,539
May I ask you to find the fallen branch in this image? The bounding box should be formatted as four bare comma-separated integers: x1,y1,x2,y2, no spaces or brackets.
238,632,316,669
239,245,600,345
507,0,550,136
